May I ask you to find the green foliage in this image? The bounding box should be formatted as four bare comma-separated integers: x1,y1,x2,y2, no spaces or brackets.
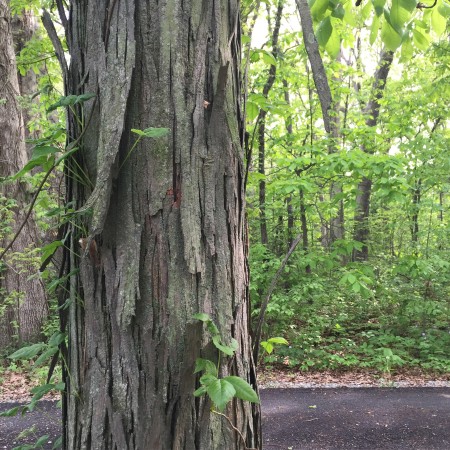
244,1,449,375
193,314,259,412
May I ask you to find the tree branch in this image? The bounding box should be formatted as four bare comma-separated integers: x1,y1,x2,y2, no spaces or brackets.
41,9,68,90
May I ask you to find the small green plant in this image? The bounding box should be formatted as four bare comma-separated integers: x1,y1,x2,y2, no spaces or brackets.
376,347,404,377
193,313,259,411
193,313,259,449
261,336,289,355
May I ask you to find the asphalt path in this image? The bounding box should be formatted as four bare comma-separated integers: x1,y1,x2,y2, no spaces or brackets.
0,387,449,449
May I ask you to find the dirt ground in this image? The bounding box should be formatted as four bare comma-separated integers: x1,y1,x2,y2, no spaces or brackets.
1,386,449,449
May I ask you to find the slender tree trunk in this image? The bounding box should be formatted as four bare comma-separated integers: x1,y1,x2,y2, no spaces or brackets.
258,114,269,246
296,0,343,249
283,78,310,273
353,50,393,262
410,179,422,248
0,0,47,350
299,189,311,274
257,0,283,247
62,1,260,448
12,9,39,155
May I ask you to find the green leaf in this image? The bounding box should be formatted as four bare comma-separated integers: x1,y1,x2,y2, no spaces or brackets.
331,5,345,20
370,15,380,44
54,382,66,391
246,101,259,122
400,34,414,61
391,0,413,31
268,337,289,345
52,436,63,449
310,0,329,21
48,332,66,347
249,50,260,62
381,15,403,51
399,0,417,12
412,28,430,51
200,373,218,387
431,6,446,35
361,1,373,20
0,406,21,417
325,20,341,58
212,335,236,356
193,312,220,336
47,93,95,112
30,383,56,401
55,146,79,165
194,358,217,375
131,127,169,138
193,313,210,322
34,435,50,447
261,341,274,354
40,240,63,265
261,50,277,66
33,346,58,367
12,155,48,180
438,0,450,16
316,17,332,47
8,343,46,361
206,379,236,411
30,145,59,160
372,0,386,16
193,385,207,397
223,376,260,404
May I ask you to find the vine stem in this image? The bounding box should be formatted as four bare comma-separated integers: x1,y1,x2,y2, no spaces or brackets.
0,168,53,261
211,409,257,450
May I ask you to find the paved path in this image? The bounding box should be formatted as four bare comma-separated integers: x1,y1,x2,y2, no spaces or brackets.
1,387,449,449
261,387,450,449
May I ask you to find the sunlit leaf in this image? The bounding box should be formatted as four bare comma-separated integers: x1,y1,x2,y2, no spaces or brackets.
223,376,260,403
316,17,332,47
206,379,236,411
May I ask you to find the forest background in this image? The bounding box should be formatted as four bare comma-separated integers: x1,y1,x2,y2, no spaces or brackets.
0,0,449,400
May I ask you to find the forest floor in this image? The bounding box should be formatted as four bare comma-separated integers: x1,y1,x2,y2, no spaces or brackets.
0,370,450,449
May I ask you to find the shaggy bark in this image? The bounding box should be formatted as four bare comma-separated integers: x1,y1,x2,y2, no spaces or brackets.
0,0,47,349
62,1,260,448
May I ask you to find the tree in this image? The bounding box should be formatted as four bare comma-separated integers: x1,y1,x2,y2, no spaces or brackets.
57,1,260,448
12,6,39,154
0,0,47,350
352,50,393,261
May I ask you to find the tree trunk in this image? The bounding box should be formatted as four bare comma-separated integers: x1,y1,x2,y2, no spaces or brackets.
257,0,283,247
410,178,422,248
11,8,39,155
0,0,47,350
62,1,260,448
296,0,344,249
352,50,393,262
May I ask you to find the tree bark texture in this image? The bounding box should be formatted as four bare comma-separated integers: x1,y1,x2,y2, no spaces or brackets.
63,1,260,448
353,50,393,262
12,9,39,154
0,0,47,350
